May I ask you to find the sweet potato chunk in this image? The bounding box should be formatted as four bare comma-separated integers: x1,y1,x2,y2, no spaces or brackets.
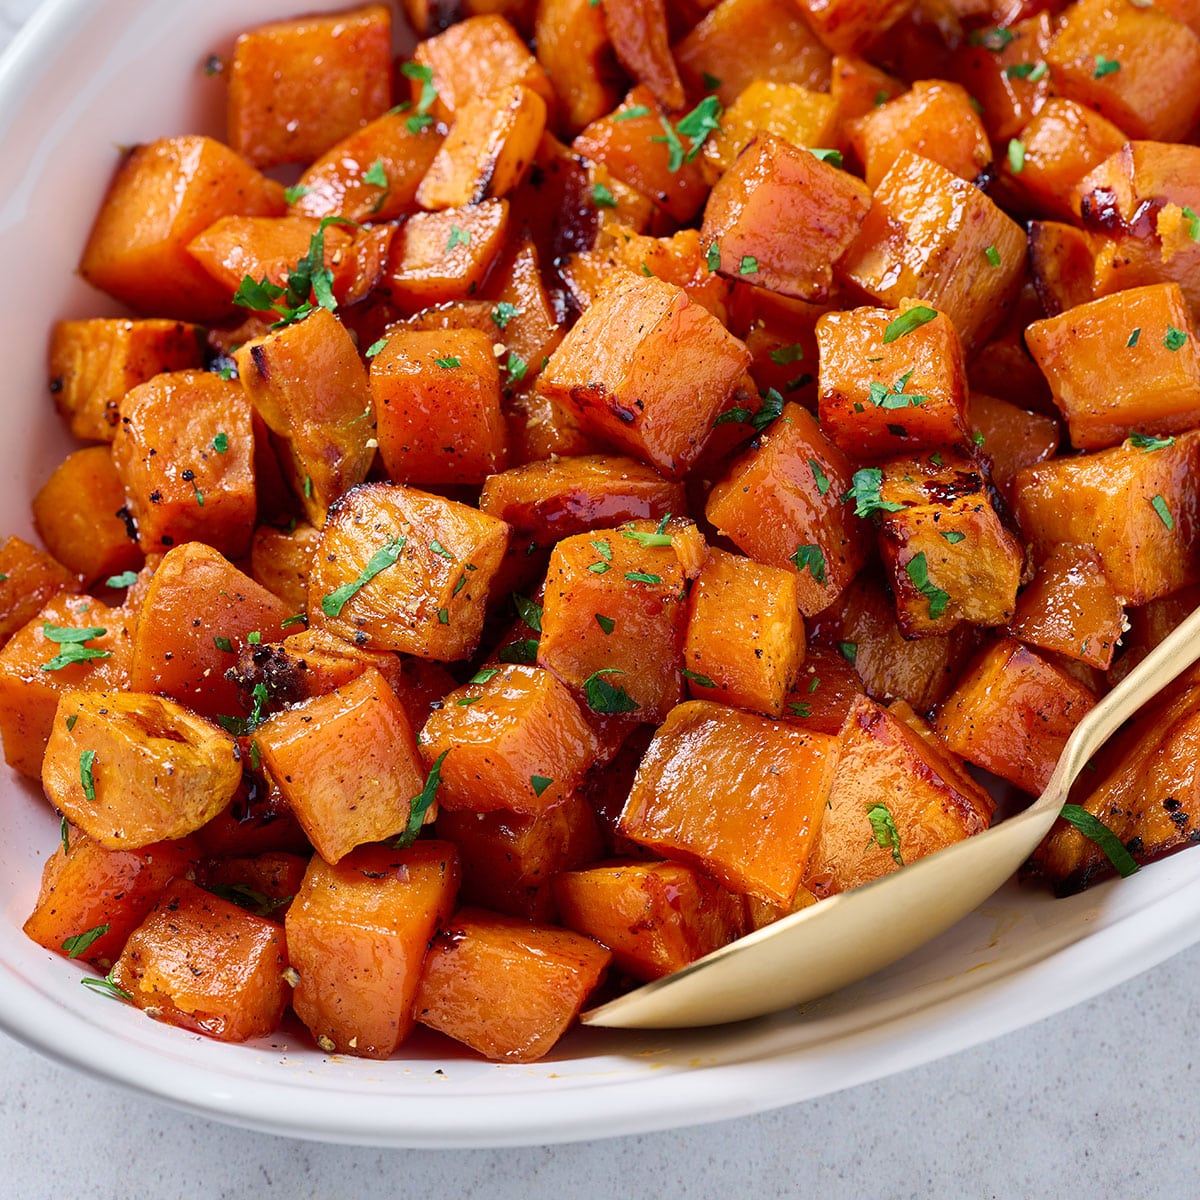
0,537,76,649
780,644,865,735
935,637,1096,794
49,319,204,444
249,522,320,614
112,371,256,560
803,695,994,897
370,328,507,486
112,879,287,1042
706,402,869,615
795,0,916,54
620,700,839,905
32,447,141,586
23,833,196,970
830,52,905,126
414,909,610,1062
967,392,1060,505
603,0,683,109
308,482,509,660
554,859,748,980
539,270,750,478
1026,284,1200,450
79,136,285,322
43,690,242,849
286,841,460,1058
1012,431,1200,604
534,0,621,133
701,134,871,302
838,149,1026,350
255,669,428,864
227,4,393,167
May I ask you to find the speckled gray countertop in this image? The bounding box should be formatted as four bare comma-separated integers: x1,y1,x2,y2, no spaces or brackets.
2,1,1198,1194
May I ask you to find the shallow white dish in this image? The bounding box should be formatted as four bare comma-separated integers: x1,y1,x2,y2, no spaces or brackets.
3,0,1200,1150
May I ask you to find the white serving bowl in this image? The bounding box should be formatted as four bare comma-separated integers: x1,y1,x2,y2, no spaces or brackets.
3,0,1200,1150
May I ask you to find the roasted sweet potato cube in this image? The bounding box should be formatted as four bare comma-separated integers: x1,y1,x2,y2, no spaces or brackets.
536,526,688,722
478,454,684,548
967,392,1060,505
23,833,196,970
44,690,242,849
290,112,444,223
201,851,309,920
0,537,76,649
411,16,555,124
533,0,621,133
285,841,460,1058
603,0,683,109
830,52,905,126
673,0,831,107
480,238,565,381
682,547,805,717
935,637,1096,794
193,774,310,860
417,84,547,210
48,319,204,443
249,522,320,614
308,482,509,660
838,150,1027,350
877,450,1024,635
255,669,427,864
130,542,292,719
436,795,604,921
1012,431,1200,604
795,0,916,54
227,4,392,167
572,87,710,223
620,701,838,905
701,134,871,302
0,594,133,778
383,200,511,310
816,303,969,458
553,859,748,980
1006,99,1126,222
780,644,865,734
111,371,256,560
369,329,507,486
233,308,375,527
414,908,609,1061
539,270,750,479
1026,284,1200,450
849,80,991,190
1045,0,1200,141
79,136,285,322
1027,221,1099,318
1008,544,1124,670
1029,683,1200,893
421,664,600,814
705,402,869,616
111,879,287,1042
32,447,141,586
803,695,993,897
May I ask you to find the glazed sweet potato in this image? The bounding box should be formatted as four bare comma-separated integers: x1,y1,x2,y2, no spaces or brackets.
249,522,321,613
0,537,76,649
534,0,622,132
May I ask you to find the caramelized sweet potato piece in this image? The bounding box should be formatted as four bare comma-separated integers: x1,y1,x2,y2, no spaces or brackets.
554,859,748,980
44,690,242,849
112,879,287,1042
966,392,1060,505
803,694,993,897
539,270,750,478
415,909,609,1061
829,52,906,127
780,644,865,734
227,5,393,167
0,537,76,649
935,637,1095,794
285,841,460,1057
308,482,509,660
534,0,622,132
1027,221,1098,317
603,0,684,109
701,134,871,302
706,402,870,615
249,522,320,614
79,136,285,322
48,319,204,444
620,701,838,905
23,833,196,970
200,851,309,920
682,547,806,717
796,0,916,54
1012,431,1200,604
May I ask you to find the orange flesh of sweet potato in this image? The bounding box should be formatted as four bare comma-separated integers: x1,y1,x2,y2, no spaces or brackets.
249,522,320,614
0,537,77,649
830,53,906,128
603,0,684,110
796,0,917,55
112,878,288,1042
199,851,309,919
619,700,839,905
967,392,1060,505
413,908,610,1062
1027,221,1099,318
534,0,622,133
285,841,460,1057
780,644,866,734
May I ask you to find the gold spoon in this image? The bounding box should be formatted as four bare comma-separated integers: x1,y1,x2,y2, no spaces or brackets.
582,603,1200,1029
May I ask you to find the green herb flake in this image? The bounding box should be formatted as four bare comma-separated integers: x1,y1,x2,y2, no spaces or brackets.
1130,432,1175,452
972,430,986,447
984,245,1001,267
208,883,291,917
787,702,812,718
866,802,904,865
504,351,528,385
595,613,615,635
365,337,388,359
681,668,717,689
437,607,450,625
60,815,70,855
770,343,804,366
212,431,229,454
790,543,827,585
808,148,843,168
1005,62,1037,79
40,624,111,672
303,475,313,498
62,923,110,960
65,714,78,733
249,740,262,772
104,571,138,589
1094,55,1120,78
1058,804,1139,876
281,613,308,628
808,458,830,495
739,255,759,275
940,530,967,544
445,224,470,252
513,593,543,632
614,104,652,122
456,695,481,706
621,527,672,548
882,305,937,343
491,301,520,330
81,971,131,1003
873,90,890,107
846,467,905,518
652,114,686,172
701,71,722,91
283,183,311,205
583,668,639,714
393,748,448,849
969,26,1015,52
400,60,438,121
434,356,461,369
591,182,618,209
79,749,97,801
905,551,951,619
429,539,454,560
363,159,388,188
469,668,500,686
674,95,724,162
1007,138,1025,173
498,638,539,664
530,774,554,797
625,571,662,584
1127,327,1142,348
321,536,406,617
706,240,720,272
213,636,234,653
839,641,858,665
1150,493,1175,530
868,369,929,409
1164,326,1188,352
1183,206,1200,242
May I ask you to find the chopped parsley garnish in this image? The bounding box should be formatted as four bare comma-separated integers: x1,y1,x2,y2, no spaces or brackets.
1164,326,1188,352
583,669,639,714
365,337,388,359
673,95,723,161
790,544,827,585
592,182,618,209
62,923,109,959
984,245,1001,267
470,668,500,685
445,224,470,252
770,343,804,365
213,636,234,653
615,104,651,122
363,159,388,188
625,571,662,584
839,641,858,665
320,536,406,617
1183,206,1200,242
972,430,986,447
1007,138,1025,173
905,552,950,618
400,61,438,133
808,148,843,168
1058,804,1138,877
652,114,686,172
867,802,903,865
713,386,784,434
681,668,717,689
513,593,543,632
393,749,448,849
869,369,929,409
621,527,672,548
1130,432,1175,452
1150,494,1175,530
81,971,130,1003
702,71,722,91
491,302,520,329
104,571,138,589
530,774,554,797
504,352,528,385
434,356,461,369
595,613,615,635
808,458,830,495
429,539,454,560
1005,62,1038,79
1127,327,1141,347
207,884,292,917
65,714,78,732
882,305,937,343
40,624,110,672
940,530,966,544
283,183,311,205
212,431,229,454
787,702,811,718
60,815,70,854
846,467,905,518
79,749,96,801
739,255,759,275
498,638,539,664
706,240,720,272
281,613,308,628
968,26,1014,51
437,608,450,625
303,475,313,498
1093,56,1120,78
